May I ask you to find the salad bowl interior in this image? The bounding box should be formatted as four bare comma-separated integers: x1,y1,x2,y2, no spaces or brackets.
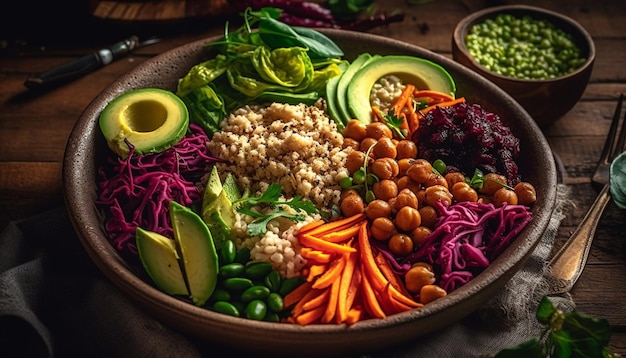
63,29,557,357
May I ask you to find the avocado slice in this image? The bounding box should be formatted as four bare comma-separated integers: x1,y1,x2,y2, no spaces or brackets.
346,55,456,125
325,61,349,129
99,88,189,159
169,201,219,306
201,168,241,250
135,227,189,296
335,53,375,125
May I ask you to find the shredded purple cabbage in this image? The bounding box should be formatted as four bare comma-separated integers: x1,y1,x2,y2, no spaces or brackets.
96,124,222,256
375,200,532,293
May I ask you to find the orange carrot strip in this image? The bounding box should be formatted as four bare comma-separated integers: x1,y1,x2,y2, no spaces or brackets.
300,249,333,264
322,277,341,323
383,283,417,314
283,280,314,309
300,234,357,254
336,251,357,323
358,222,421,308
302,287,330,311
413,89,455,103
375,251,411,297
306,264,327,282
295,304,326,325
360,265,386,319
345,306,364,325
291,287,324,316
312,254,346,289
317,224,361,243
297,219,326,234
300,213,366,237
392,84,416,131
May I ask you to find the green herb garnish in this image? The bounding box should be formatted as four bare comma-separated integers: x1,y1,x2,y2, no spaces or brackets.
383,109,407,139
495,296,619,358
234,183,319,237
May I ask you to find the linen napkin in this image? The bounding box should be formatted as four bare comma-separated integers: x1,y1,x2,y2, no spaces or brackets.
0,184,573,358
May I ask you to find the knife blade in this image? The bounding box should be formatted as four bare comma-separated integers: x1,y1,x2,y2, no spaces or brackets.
24,35,160,89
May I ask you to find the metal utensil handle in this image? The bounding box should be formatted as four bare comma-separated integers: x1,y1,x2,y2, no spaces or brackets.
548,183,611,291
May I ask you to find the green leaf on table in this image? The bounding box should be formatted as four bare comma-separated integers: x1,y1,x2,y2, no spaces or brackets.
610,150,626,209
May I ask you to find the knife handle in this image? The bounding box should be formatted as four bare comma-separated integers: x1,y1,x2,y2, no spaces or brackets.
24,36,140,89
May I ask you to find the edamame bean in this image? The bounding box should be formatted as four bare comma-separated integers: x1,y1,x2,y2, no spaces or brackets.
222,277,254,291
266,292,284,313
244,261,273,279
264,270,281,292
245,299,267,320
241,285,271,302
220,240,237,265
219,262,245,278
213,301,240,317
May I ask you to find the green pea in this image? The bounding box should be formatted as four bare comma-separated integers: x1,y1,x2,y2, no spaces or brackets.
241,285,271,302
245,261,273,279
220,240,237,265
213,301,240,317
222,277,253,291
265,292,284,313
245,300,267,321
219,263,245,278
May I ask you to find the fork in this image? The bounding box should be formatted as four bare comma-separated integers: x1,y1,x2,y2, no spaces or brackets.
548,93,626,295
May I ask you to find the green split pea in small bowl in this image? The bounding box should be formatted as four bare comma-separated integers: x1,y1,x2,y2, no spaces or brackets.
452,5,595,128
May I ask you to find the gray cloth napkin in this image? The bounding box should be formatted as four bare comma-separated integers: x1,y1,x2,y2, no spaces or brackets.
0,185,573,358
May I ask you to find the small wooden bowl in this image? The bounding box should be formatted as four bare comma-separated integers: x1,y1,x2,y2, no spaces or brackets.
452,5,595,128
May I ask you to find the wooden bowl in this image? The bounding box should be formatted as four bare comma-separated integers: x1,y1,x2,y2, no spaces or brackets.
63,29,558,357
452,5,595,128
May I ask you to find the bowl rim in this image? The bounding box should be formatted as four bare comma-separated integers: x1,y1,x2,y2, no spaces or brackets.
62,28,558,356
453,4,596,83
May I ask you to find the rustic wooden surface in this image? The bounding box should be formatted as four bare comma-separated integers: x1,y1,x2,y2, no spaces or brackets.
1,0,625,355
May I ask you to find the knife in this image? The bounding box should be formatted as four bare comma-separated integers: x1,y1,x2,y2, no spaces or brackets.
24,35,160,89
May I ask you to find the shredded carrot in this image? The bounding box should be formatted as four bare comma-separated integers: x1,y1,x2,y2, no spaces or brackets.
317,224,361,243
360,267,386,319
375,251,411,297
306,264,327,282
302,287,330,311
300,249,333,264
297,219,326,234
420,97,466,116
292,286,324,316
283,281,314,309
301,213,366,237
336,251,358,323
322,278,341,323
413,89,455,104
295,304,326,325
300,234,357,254
345,306,364,325
312,255,346,289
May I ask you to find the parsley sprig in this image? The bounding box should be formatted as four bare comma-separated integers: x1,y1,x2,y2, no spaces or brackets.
383,109,408,139
234,183,319,237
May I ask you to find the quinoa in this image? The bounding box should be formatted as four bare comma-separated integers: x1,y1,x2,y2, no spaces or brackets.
207,100,351,209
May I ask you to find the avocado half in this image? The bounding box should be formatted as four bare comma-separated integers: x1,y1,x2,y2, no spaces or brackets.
99,88,189,158
346,55,456,124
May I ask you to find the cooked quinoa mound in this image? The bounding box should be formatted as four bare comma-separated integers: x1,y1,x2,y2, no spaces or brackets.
207,101,351,209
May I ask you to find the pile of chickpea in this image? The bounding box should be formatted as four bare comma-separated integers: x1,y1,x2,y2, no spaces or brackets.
337,119,537,302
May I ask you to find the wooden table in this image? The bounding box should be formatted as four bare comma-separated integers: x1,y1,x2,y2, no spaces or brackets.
1,0,625,354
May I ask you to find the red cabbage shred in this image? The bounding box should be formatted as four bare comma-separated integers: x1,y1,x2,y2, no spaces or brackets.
96,124,221,256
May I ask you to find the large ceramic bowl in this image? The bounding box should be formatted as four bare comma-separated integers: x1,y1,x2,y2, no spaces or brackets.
452,5,595,128
63,29,557,357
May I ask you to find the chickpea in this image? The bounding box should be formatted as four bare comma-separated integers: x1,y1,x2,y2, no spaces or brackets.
419,284,447,304
370,157,399,180
346,150,366,174
406,159,433,184
415,189,427,208
451,182,478,203
396,140,418,159
359,137,378,153
340,188,360,201
371,217,397,241
342,137,360,150
397,158,415,177
343,119,367,141
480,173,508,195
397,176,422,196
424,185,453,207
372,179,398,201
444,171,466,189
419,206,438,229
388,233,414,256
372,137,397,159
394,188,419,210
478,193,492,204
514,182,537,206
492,187,518,207
366,121,393,140
424,173,448,189
365,199,392,220
404,264,436,293
340,192,365,217
395,206,421,232
410,226,432,247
